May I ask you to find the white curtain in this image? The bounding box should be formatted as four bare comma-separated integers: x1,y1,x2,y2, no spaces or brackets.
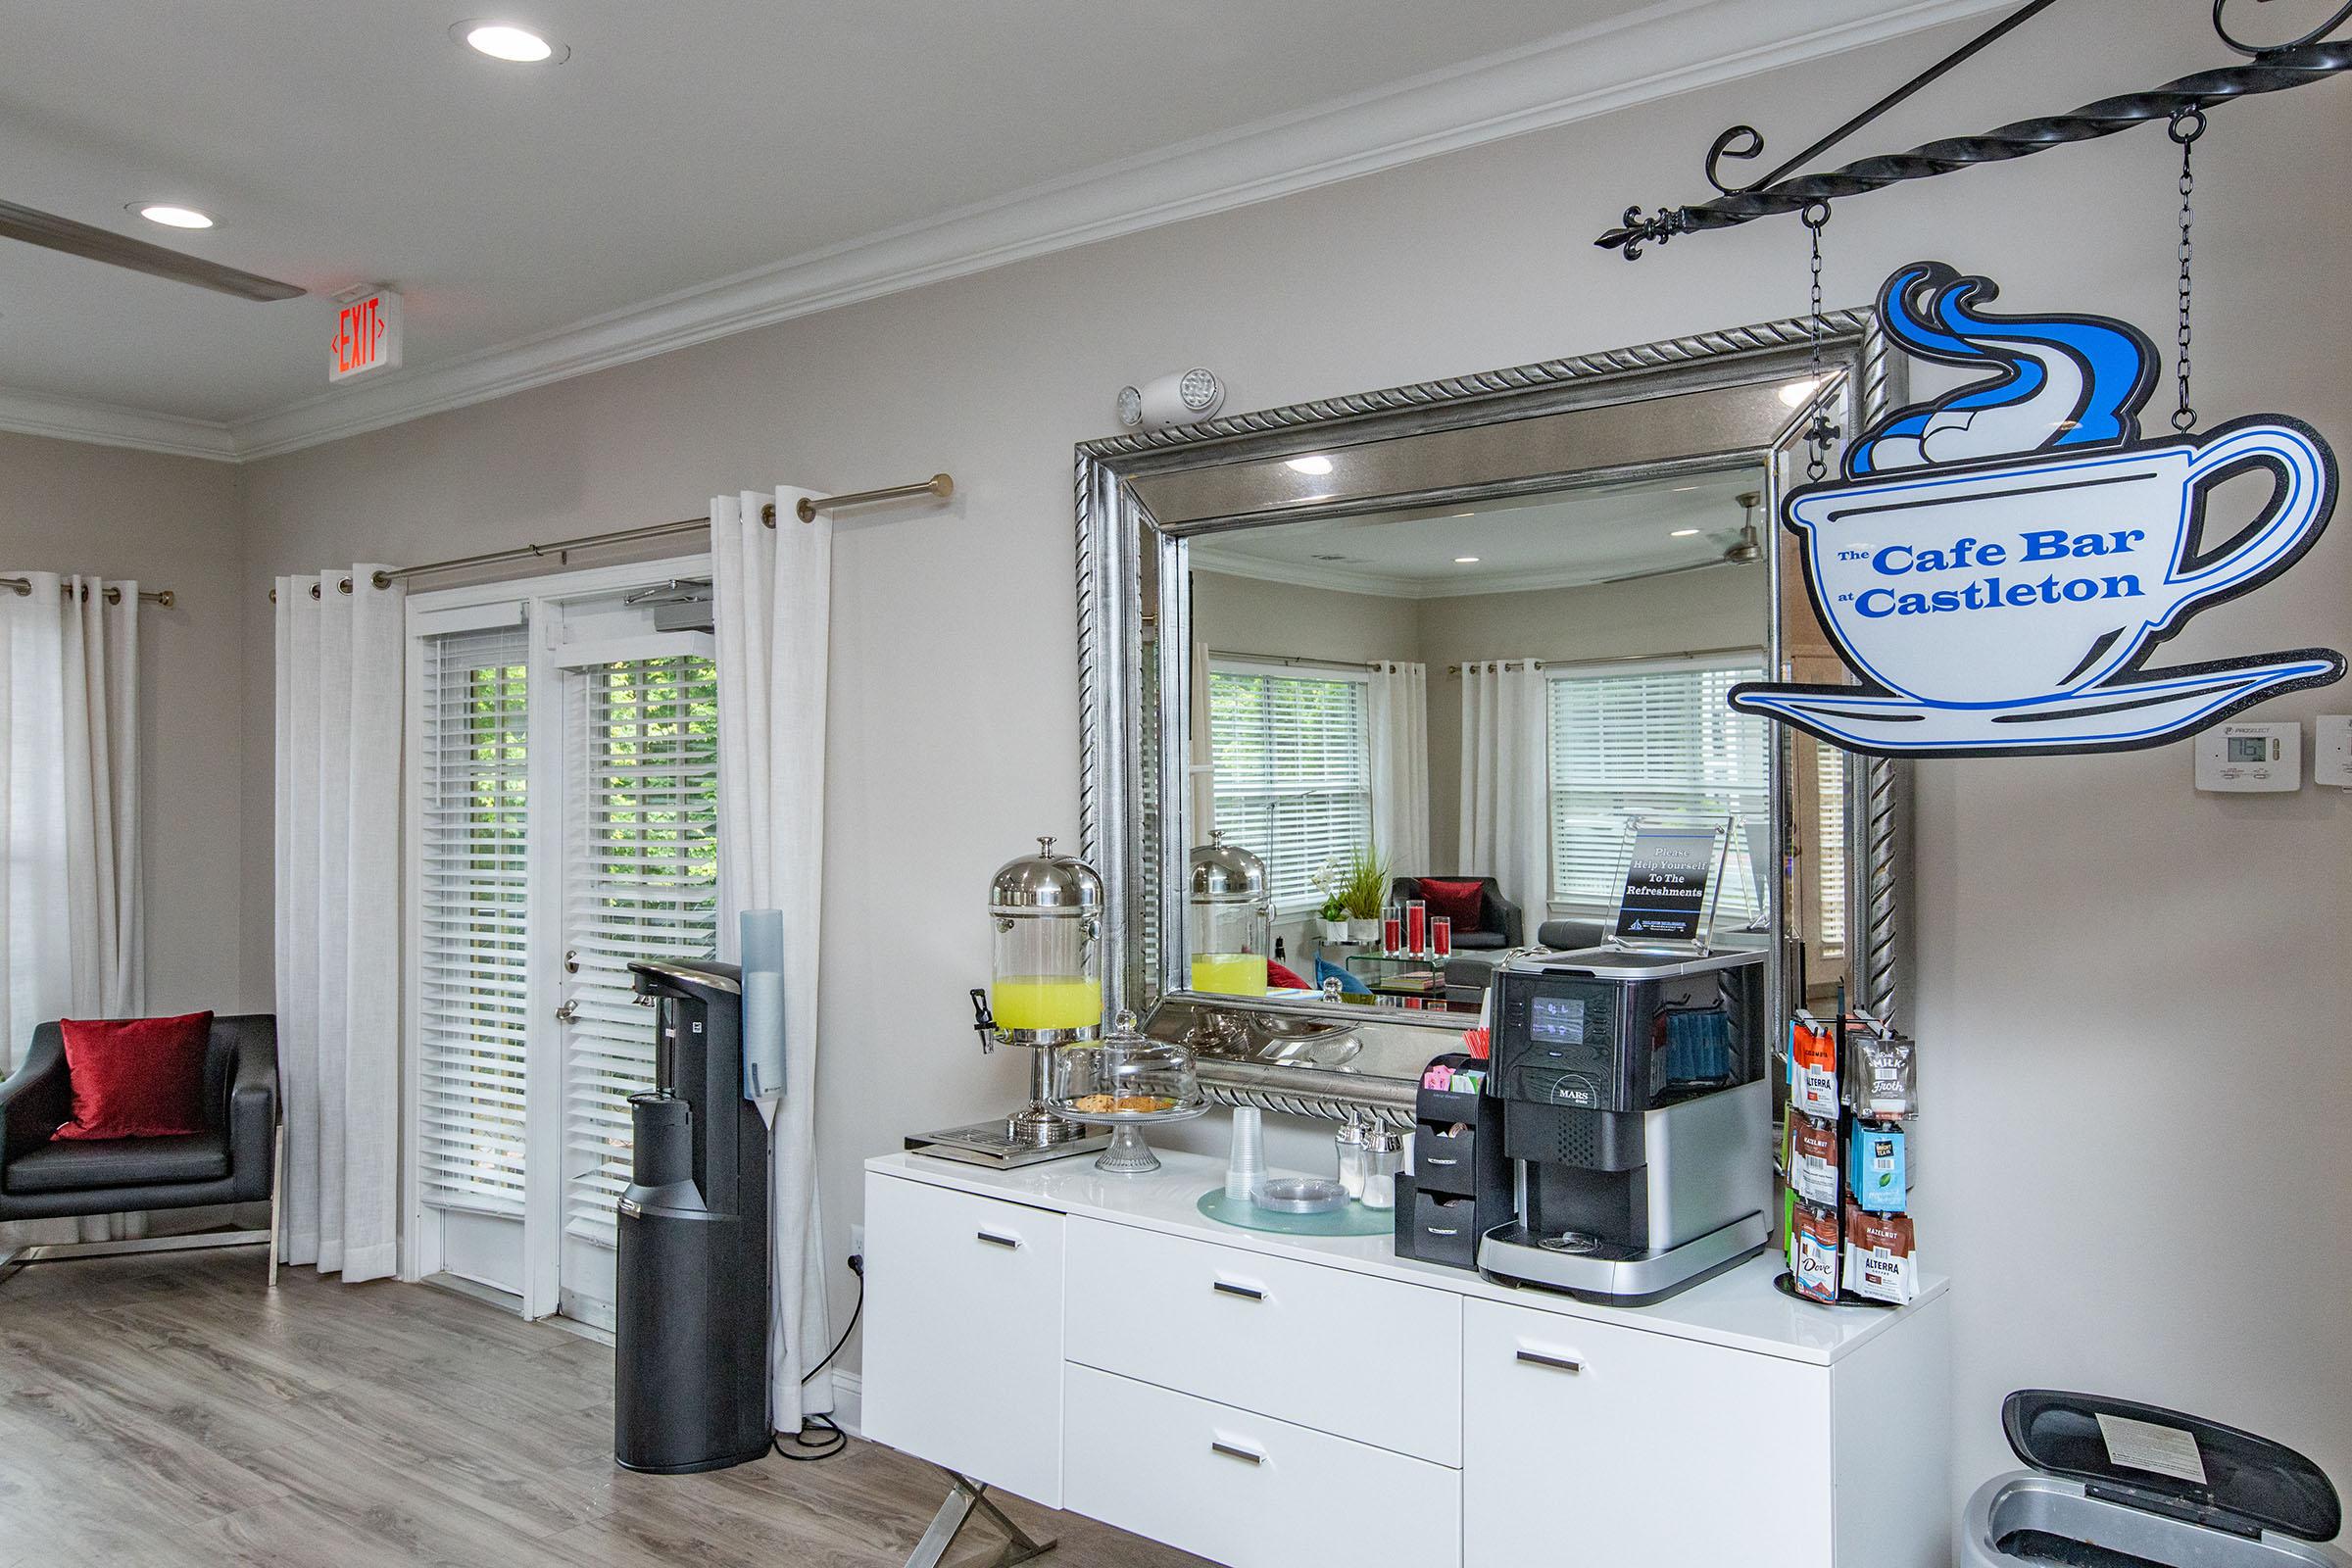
711,490,836,1428
273,569,404,1282
1457,659,1550,918
1367,661,1429,881
1,574,145,1247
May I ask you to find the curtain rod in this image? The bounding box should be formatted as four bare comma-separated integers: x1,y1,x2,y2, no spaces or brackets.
0,576,174,608
1446,644,1761,675
265,474,956,600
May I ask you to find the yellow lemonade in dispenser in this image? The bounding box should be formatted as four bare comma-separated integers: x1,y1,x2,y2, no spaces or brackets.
991,974,1104,1032
1189,952,1269,997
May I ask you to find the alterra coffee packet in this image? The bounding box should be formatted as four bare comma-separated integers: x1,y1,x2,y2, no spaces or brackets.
1792,1204,1841,1303
1843,1204,1917,1306
1791,1116,1840,1209
1790,1021,1838,1120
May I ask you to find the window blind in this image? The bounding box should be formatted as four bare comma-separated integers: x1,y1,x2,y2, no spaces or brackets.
1816,743,1849,956
1209,665,1372,915
416,626,532,1215
562,655,720,1248
1546,661,1768,918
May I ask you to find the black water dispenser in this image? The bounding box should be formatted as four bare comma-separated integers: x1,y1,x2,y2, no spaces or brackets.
615,959,771,1473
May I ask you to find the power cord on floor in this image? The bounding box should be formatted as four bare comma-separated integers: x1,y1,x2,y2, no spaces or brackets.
769,1252,864,1463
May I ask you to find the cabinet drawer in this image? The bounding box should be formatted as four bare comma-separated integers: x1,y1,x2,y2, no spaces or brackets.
1066,1217,1461,1463
860,1174,1065,1506
1411,1125,1480,1196
1065,1365,1460,1568
1462,1298,1830,1568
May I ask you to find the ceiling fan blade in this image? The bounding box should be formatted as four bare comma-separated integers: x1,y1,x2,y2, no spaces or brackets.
0,200,305,302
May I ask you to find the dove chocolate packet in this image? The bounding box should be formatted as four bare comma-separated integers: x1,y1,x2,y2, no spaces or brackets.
1791,1203,1842,1303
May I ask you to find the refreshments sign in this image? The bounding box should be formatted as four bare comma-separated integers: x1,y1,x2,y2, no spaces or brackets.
329,288,402,382
1731,261,2341,757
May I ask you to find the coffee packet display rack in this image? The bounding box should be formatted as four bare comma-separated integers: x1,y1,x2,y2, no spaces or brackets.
1776,1008,1920,1308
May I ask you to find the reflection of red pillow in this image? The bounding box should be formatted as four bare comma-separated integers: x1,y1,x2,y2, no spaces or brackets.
52,1012,214,1141
1266,961,1308,991
1418,878,1488,930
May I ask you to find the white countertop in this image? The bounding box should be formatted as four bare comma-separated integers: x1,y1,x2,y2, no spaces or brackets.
868,1148,1945,1366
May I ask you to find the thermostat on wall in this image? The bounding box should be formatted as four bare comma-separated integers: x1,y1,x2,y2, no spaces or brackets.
2194,721,2301,793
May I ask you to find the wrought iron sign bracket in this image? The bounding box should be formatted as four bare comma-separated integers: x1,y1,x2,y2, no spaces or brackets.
1595,0,2352,260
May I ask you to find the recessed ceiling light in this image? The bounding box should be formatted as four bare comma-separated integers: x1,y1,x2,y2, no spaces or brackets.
1453,557,1481,564
454,21,567,63
1453,512,1476,518
1670,484,1701,493
1778,377,1826,408
1285,455,1334,476
1670,527,1702,537
131,203,214,229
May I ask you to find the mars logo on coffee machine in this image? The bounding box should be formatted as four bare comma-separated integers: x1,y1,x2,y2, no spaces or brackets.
1730,261,2343,757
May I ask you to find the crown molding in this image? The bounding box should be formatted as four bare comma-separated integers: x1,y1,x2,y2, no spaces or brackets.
0,386,239,462
7,0,2010,464
1196,547,1749,601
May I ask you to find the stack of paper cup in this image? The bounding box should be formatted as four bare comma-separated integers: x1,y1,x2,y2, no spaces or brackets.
1226,1106,1265,1200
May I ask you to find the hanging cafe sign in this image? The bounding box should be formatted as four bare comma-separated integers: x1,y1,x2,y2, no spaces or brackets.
1592,1,2352,757
1727,261,2340,756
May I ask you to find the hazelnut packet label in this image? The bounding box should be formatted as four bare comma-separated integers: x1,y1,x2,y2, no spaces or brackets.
1843,1204,1917,1305
1791,1117,1839,1209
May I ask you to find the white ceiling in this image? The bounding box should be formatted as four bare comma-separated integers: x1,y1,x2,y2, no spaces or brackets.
0,0,2009,459
1190,467,1763,597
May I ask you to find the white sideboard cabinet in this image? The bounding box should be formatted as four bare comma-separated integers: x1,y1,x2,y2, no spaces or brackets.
861,1151,1951,1568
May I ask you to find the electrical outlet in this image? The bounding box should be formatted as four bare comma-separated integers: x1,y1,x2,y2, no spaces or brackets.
850,1222,865,1263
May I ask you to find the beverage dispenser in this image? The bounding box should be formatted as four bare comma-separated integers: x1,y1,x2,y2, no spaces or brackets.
1188,830,1270,996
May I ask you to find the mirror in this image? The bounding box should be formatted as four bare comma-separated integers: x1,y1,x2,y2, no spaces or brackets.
1078,313,1909,1120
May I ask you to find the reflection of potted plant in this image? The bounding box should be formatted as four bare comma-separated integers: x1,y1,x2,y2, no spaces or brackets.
1342,845,1389,944
1307,856,1353,941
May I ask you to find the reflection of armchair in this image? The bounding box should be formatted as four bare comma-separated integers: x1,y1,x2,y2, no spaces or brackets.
1389,876,1522,951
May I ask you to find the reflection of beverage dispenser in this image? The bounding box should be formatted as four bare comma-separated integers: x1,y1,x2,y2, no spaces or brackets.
1188,830,1270,997
615,959,771,1473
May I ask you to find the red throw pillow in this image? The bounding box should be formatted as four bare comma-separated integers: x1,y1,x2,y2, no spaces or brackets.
1417,878,1489,931
51,1011,215,1141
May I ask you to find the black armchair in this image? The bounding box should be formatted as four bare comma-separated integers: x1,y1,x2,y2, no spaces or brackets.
0,1013,280,1286
1389,875,1524,951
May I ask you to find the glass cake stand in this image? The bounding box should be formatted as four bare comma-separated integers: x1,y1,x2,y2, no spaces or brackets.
1052,1011,1207,1173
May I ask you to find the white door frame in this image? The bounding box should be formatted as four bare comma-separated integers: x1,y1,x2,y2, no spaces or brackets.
400,553,713,1316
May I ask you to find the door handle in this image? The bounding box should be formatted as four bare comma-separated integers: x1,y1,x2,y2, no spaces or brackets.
554,1000,580,1024
1210,1441,1264,1466
1516,1349,1584,1374
1211,1280,1265,1301
976,1231,1021,1250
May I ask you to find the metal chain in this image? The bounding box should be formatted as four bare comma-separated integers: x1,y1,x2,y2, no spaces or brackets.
2170,105,2206,434
1802,201,1836,481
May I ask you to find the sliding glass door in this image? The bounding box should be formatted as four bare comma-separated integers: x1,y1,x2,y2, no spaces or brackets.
406,561,720,1322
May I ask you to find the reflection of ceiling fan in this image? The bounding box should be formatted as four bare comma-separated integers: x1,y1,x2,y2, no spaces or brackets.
1601,489,1764,584
0,200,304,301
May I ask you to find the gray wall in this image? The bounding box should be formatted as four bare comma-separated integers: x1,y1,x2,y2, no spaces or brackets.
0,433,257,1016
216,3,2350,1508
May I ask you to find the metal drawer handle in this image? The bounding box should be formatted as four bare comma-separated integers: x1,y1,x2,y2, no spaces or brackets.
1426,1227,1460,1237
976,1231,1021,1250
1211,1441,1264,1466
1211,1281,1265,1301
1517,1349,1584,1374
1426,1156,1459,1167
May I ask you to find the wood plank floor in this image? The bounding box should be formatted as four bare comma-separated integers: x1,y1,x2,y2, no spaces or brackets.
0,1248,1208,1568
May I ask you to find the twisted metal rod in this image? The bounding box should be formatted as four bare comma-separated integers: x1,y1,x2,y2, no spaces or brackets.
1597,39,2352,258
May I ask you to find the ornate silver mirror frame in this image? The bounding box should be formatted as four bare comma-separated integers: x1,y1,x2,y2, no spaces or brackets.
1076,312,1910,1122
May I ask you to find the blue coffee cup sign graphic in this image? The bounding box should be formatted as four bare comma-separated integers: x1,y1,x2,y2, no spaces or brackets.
1730,262,2343,757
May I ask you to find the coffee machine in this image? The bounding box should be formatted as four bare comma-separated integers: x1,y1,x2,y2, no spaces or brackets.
1478,945,1771,1304
614,959,771,1473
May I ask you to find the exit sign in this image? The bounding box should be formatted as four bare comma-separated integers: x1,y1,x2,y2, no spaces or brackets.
329,288,402,381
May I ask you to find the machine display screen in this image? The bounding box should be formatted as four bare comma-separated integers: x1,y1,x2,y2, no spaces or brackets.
1530,995,1588,1045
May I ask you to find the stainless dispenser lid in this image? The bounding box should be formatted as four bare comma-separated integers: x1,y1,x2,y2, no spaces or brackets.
990,836,1103,912
1189,829,1267,902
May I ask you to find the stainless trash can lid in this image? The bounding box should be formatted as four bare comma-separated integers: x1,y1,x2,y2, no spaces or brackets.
2002,1390,2342,1544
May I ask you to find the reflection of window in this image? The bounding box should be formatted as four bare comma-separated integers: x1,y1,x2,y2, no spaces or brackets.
1545,658,1768,918
1208,662,1371,916
1814,743,1848,957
